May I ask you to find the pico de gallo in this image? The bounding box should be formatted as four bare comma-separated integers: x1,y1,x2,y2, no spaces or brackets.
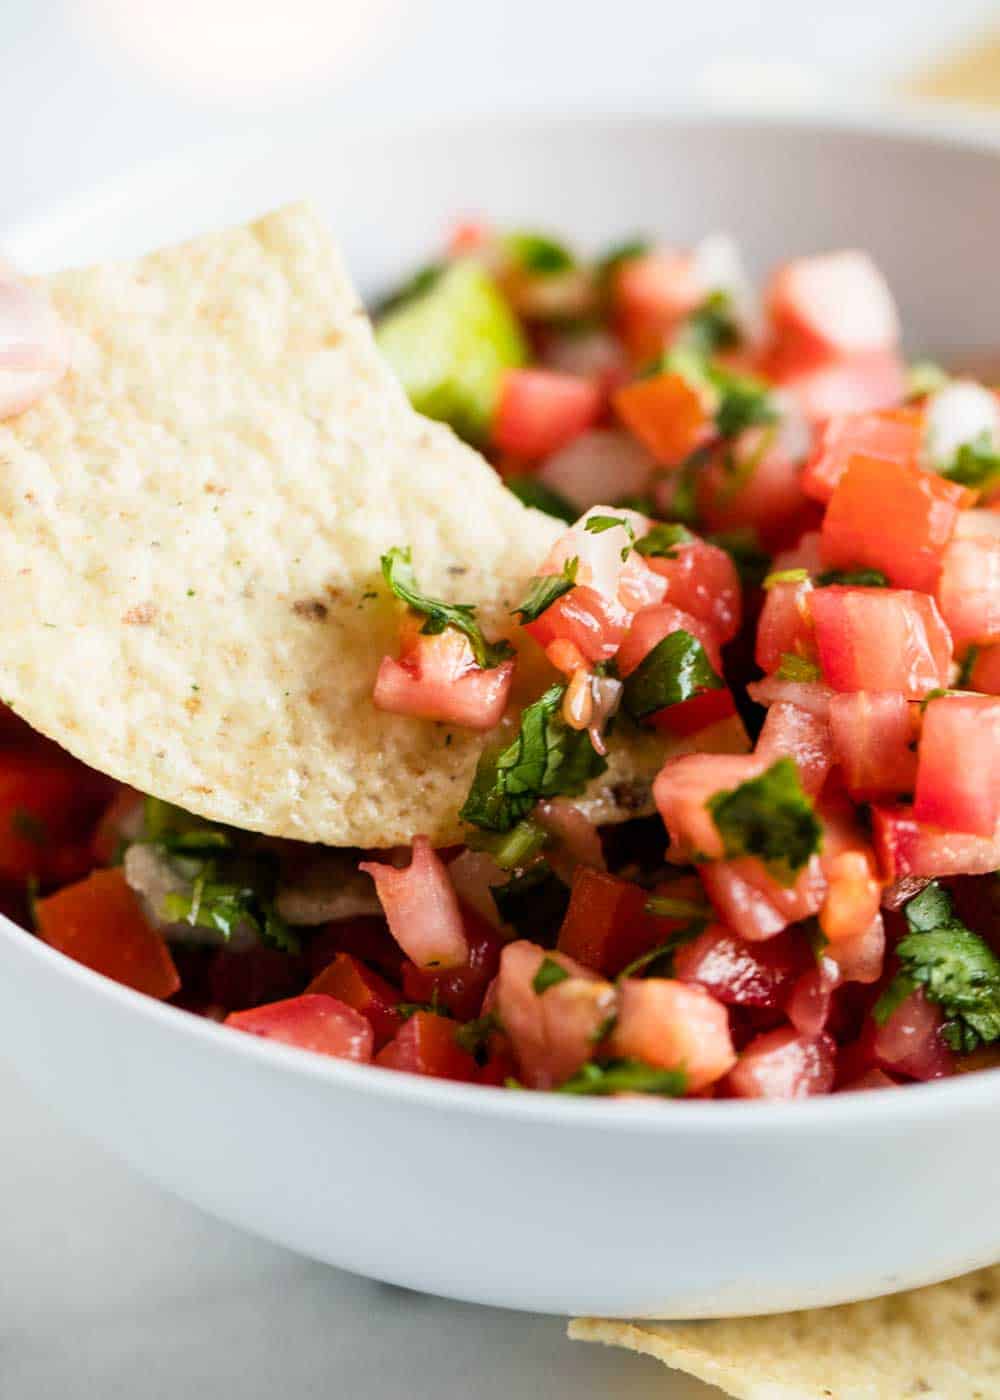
7,222,1000,1101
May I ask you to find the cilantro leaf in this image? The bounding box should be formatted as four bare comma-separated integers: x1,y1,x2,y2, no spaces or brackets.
762,568,809,590
503,231,575,276
874,882,1000,1053
381,546,513,670
461,685,607,832
490,860,570,939
505,476,577,523
584,513,637,560
707,757,822,885
467,818,549,870
622,630,723,723
958,645,980,689
677,290,741,357
164,876,298,954
942,431,1000,492
533,957,571,994
710,367,778,439
816,568,889,588
513,558,579,623
633,522,695,560
454,1012,500,1063
555,1058,688,1097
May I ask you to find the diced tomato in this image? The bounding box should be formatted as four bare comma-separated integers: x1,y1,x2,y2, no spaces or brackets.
494,940,614,1090
374,1010,478,1081
826,913,885,985
674,923,808,1009
827,691,917,799
755,577,815,675
35,868,180,1000
653,752,766,863
0,749,115,887
810,587,952,699
727,1027,836,1099
613,372,710,466
873,805,1000,880
786,958,840,1037
524,583,629,664
936,536,1000,650
613,248,702,359
359,837,469,970
801,408,923,504
773,350,906,423
914,694,1000,836
556,866,681,977
652,686,739,740
307,952,402,1048
840,1067,899,1093
400,904,504,1020
373,624,514,731
970,643,1000,695
90,787,145,867
747,677,833,718
700,855,826,941
755,702,833,797
696,433,817,554
873,986,952,1081
610,979,735,1093
644,535,742,642
492,368,603,460
307,915,405,983
767,251,899,362
821,454,969,593
226,994,373,1062
537,428,654,514
818,847,881,944
537,505,654,604
616,601,724,679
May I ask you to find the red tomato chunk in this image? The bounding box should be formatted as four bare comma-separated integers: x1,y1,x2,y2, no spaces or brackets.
810,587,952,699
227,995,374,1063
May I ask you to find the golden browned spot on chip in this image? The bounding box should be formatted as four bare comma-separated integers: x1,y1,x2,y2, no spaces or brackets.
291,598,329,622
122,602,157,625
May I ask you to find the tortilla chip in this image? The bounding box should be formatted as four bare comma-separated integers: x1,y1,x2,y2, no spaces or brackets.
0,203,668,846
570,1265,1000,1398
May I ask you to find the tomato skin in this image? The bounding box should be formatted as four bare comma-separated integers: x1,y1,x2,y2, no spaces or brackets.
699,855,826,941
375,1011,479,1081
373,628,514,731
767,251,899,361
810,586,952,700
610,978,736,1092
755,577,815,675
914,694,1000,836
359,837,469,970
400,904,504,1021
726,1027,836,1099
492,368,603,460
651,686,739,740
801,409,922,503
821,454,969,593
613,372,709,466
645,535,742,643
674,923,808,1009
936,536,1000,649
307,952,402,1049
495,940,614,1090
616,601,723,679
35,868,180,1000
755,701,833,797
827,691,917,799
524,584,629,664
873,804,1000,880
653,753,767,864
226,994,374,1062
556,867,686,978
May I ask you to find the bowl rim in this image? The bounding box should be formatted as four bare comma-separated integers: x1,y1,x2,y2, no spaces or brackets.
5,100,1000,1134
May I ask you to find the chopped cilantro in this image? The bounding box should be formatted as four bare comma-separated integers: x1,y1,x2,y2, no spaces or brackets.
381,546,513,670
467,818,549,870
762,568,809,590
667,447,712,527
644,894,711,921
617,920,706,980
503,231,574,276
776,653,821,683
164,877,297,954
505,476,577,523
816,568,889,588
555,1059,687,1097
958,645,981,689
622,629,723,724
532,957,571,995
707,529,771,589
677,290,741,357
942,431,1000,492
454,1012,500,1063
633,522,695,560
513,558,579,623
707,757,822,885
461,684,607,833
490,860,571,939
710,366,778,440
874,882,1000,1052
584,513,636,560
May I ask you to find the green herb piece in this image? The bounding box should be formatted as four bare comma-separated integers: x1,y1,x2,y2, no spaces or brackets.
710,366,778,440
617,920,706,980
381,546,513,670
461,684,607,833
584,513,637,560
490,861,571,940
467,818,549,870
397,999,447,1022
677,290,741,357
454,1012,499,1063
633,522,695,560
555,1058,687,1097
805,918,830,964
707,529,771,589
644,894,711,920
11,807,47,846
958,645,981,689
505,476,577,523
594,237,650,287
816,568,890,588
942,431,1000,492
905,360,950,401
762,568,809,590
776,653,821,683
622,630,723,724
533,957,571,995
666,446,713,528
919,687,961,713
503,231,574,276
164,879,298,955
873,882,1000,1052
513,558,579,623
707,757,822,885
371,261,445,318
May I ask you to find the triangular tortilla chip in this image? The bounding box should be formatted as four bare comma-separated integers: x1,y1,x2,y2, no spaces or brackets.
0,203,665,846
570,1265,1000,1398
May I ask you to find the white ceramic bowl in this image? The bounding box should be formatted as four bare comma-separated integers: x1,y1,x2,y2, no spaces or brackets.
2,110,1000,1320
